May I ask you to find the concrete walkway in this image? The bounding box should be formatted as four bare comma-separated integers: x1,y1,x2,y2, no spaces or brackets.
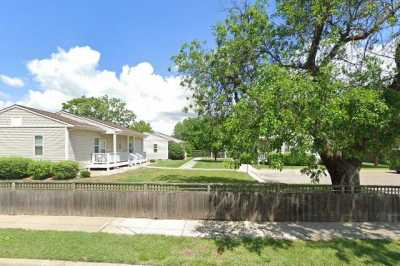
0,258,132,266
179,157,199,169
0,215,399,241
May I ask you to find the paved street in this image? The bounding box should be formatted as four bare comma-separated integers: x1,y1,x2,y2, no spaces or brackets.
0,215,399,241
250,168,400,185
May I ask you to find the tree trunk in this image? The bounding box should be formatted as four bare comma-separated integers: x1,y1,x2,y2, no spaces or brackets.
320,153,361,188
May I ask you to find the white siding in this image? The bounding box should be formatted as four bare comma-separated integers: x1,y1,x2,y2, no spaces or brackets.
69,129,104,165
0,107,65,127
144,135,168,160
0,127,66,161
134,137,144,153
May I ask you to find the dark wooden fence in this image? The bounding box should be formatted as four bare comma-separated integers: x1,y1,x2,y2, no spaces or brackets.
0,182,399,222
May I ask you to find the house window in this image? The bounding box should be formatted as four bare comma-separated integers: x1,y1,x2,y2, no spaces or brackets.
94,138,106,153
153,144,158,153
128,137,134,153
34,136,43,156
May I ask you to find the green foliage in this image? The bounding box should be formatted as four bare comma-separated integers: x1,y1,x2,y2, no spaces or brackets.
28,160,55,180
53,161,80,180
62,95,137,128
0,157,32,180
80,170,91,178
173,116,224,157
173,1,400,185
389,150,400,173
130,120,153,133
168,143,185,160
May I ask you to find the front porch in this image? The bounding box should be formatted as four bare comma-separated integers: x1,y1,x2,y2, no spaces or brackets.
89,151,147,170
87,132,147,170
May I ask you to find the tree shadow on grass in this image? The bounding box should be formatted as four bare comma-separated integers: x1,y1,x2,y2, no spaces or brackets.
306,239,400,265
195,221,400,264
156,175,255,184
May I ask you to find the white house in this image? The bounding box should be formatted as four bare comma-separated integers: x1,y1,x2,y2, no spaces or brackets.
0,104,147,170
143,132,184,160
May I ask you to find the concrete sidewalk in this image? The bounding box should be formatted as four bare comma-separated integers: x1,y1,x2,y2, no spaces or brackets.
0,215,399,241
0,258,133,266
179,157,199,169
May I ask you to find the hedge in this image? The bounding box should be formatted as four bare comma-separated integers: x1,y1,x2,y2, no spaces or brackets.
0,157,33,180
28,160,55,180
53,161,80,180
0,158,81,180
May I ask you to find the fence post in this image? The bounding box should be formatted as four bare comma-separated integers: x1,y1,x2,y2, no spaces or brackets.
11,182,15,190
207,184,211,193
144,183,148,192
72,182,76,191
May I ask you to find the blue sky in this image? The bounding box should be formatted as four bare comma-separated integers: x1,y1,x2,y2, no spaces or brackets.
0,0,229,133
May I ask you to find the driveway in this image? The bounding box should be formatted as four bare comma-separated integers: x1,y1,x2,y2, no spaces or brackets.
252,168,400,185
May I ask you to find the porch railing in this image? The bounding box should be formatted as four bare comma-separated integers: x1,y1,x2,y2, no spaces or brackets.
91,152,147,165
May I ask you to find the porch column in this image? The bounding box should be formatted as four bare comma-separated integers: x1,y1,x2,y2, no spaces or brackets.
127,136,130,153
113,133,117,154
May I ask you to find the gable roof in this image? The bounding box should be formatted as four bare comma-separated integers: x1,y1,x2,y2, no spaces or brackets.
15,105,95,128
146,131,184,143
57,110,143,136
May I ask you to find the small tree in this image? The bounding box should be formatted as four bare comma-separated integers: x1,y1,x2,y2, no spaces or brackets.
173,116,223,160
169,143,185,160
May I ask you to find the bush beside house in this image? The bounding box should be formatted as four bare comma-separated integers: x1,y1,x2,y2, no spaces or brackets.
52,161,80,180
28,160,55,180
0,157,81,180
0,157,32,180
168,143,185,160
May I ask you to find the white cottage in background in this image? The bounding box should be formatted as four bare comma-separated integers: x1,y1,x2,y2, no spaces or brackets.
0,104,147,170
144,132,184,160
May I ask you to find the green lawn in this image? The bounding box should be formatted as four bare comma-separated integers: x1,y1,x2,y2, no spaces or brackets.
0,229,399,266
193,159,232,169
150,158,191,168
107,168,254,183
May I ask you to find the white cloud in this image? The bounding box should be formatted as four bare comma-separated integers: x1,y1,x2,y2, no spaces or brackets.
21,46,190,134
0,74,24,88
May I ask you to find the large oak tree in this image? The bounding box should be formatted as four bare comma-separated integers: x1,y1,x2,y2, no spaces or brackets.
173,0,400,186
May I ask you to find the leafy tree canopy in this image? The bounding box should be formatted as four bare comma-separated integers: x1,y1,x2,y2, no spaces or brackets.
174,117,224,159
62,95,137,128
173,0,400,186
130,120,153,133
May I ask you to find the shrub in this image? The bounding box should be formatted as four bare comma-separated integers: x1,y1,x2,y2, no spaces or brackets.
80,170,91,178
28,160,55,180
0,157,32,180
168,143,185,160
182,142,193,157
389,150,400,173
52,161,80,180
